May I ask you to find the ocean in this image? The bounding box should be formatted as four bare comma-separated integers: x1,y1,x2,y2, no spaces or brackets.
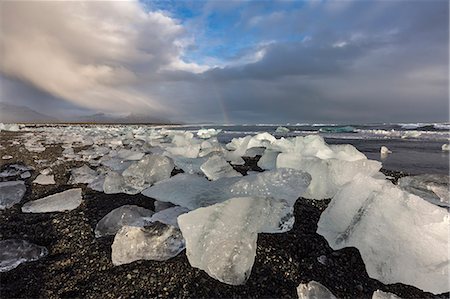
165,123,450,175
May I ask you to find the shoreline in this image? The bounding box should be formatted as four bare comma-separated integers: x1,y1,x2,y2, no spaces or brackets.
0,132,446,298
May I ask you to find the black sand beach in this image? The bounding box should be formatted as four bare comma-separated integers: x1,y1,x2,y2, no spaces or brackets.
0,131,447,298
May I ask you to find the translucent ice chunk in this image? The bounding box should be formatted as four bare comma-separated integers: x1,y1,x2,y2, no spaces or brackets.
95,205,154,238
122,154,174,186
372,290,401,299
275,126,290,133
200,155,242,181
111,222,185,265
398,174,450,207
142,168,311,209
277,155,381,199
197,128,222,139
317,175,449,294
22,188,82,213
297,281,337,299
0,239,48,272
68,165,98,185
257,150,279,170
33,174,55,185
0,181,26,210
178,197,295,285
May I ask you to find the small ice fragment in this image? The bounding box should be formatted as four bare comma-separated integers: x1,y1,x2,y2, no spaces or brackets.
297,281,337,299
442,144,450,151
0,239,48,272
103,172,142,195
380,146,392,155
372,290,402,299
200,155,241,181
197,128,222,139
317,255,327,265
68,165,98,185
2,155,12,160
122,154,174,186
20,171,31,179
22,188,82,213
0,181,26,210
111,222,185,266
95,205,154,238
275,126,290,133
40,168,52,175
33,174,55,185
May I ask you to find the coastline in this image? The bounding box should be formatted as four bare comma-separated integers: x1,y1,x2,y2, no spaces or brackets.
0,131,446,298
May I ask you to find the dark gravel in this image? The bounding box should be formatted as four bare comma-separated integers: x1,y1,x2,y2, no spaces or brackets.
0,131,447,298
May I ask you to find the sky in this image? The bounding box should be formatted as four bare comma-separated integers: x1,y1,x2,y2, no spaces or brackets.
0,0,448,124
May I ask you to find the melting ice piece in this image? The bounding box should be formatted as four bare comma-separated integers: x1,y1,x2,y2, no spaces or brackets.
2,155,12,160
68,165,98,185
103,172,142,195
171,156,209,174
372,290,402,299
0,181,26,210
257,150,279,170
22,188,82,213
122,154,174,186
380,146,392,155
317,175,449,294
0,239,48,272
178,197,295,285
142,168,311,209
33,174,55,185
200,155,242,181
20,172,31,179
197,128,222,139
275,126,290,133
442,144,450,151
95,205,154,238
297,281,337,299
111,222,185,265
146,206,190,228
398,174,450,207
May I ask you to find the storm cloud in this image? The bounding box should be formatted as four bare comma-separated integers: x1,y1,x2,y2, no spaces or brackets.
0,0,448,123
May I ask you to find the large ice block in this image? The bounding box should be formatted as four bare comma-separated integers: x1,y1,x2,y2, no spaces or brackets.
317,175,449,294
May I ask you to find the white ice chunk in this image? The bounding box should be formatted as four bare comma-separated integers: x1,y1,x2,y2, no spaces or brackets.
297,281,337,299
398,174,450,207
111,223,185,265
275,126,290,133
0,239,48,272
178,197,294,285
20,171,31,179
122,154,174,186
442,144,450,151
317,175,449,294
0,181,26,210
257,149,279,170
33,174,55,185
146,206,190,228
103,172,142,195
197,128,222,139
142,168,311,209
277,154,381,199
200,155,242,181
22,188,83,213
95,205,154,237
372,290,402,299
2,155,12,160
380,146,392,155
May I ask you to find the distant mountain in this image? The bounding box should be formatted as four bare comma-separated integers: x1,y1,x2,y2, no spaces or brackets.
0,103,59,123
74,112,172,124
